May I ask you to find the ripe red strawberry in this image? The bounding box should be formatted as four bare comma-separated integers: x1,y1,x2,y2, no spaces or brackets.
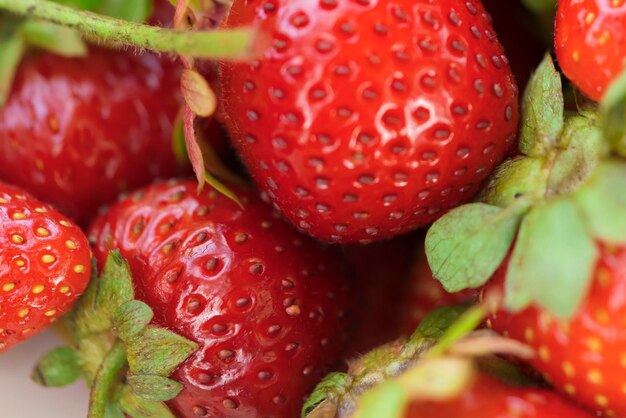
404,372,593,418
0,181,91,352
0,47,183,225
89,180,350,418
399,243,475,335
220,0,519,243
485,245,626,417
555,0,626,101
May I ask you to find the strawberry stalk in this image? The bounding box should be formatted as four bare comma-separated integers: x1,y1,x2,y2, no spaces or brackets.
88,340,126,418
0,0,252,58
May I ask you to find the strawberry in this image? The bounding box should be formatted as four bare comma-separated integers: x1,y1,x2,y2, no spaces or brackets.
303,305,591,418
424,55,626,416
0,181,91,352
80,180,351,418
484,245,626,417
399,241,475,335
0,47,183,225
219,0,519,243
555,0,626,101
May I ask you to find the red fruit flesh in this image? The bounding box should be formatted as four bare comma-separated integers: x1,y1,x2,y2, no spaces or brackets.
89,181,350,418
555,0,626,101
220,0,519,243
0,48,182,225
406,373,593,417
0,182,91,352
486,245,626,417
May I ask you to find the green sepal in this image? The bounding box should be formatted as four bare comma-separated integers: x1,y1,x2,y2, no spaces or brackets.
181,68,216,118
475,356,536,387
301,372,350,417
505,197,598,318
519,54,564,157
0,31,25,106
351,357,473,418
547,115,604,195
113,300,153,341
575,161,626,243
19,20,87,57
97,250,135,319
32,346,82,387
409,304,468,342
119,386,176,418
478,157,546,207
126,325,198,376
600,66,626,157
425,305,485,358
425,201,529,292
104,402,125,418
127,375,183,401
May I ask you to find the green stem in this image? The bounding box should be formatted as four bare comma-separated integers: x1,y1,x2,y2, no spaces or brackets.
88,340,127,418
0,0,252,59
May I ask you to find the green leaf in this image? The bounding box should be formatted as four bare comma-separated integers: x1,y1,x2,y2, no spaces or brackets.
31,346,81,387
547,116,604,195
575,161,626,243
410,304,468,341
119,386,176,418
600,66,626,157
352,380,407,418
478,157,546,208
181,69,216,117
505,198,598,318
97,250,135,318
425,305,485,358
126,325,198,376
425,202,528,292
128,375,183,401
0,32,25,106
104,403,125,418
302,372,350,418
95,0,152,22
114,300,154,341
519,54,564,157
19,20,87,57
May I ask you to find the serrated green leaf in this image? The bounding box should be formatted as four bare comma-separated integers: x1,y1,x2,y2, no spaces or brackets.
352,380,407,418
302,372,350,418
519,54,564,157
114,300,154,341
575,161,626,243
505,198,598,318
32,346,81,387
20,20,87,57
119,386,176,418
126,325,198,376
0,33,25,106
600,66,626,157
547,116,604,195
425,202,528,292
127,375,183,401
97,250,135,318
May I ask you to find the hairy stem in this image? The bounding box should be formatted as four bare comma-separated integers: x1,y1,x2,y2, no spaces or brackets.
88,340,127,418
0,0,252,59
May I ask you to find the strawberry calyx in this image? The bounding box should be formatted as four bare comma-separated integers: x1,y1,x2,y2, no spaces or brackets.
425,53,626,319
303,304,533,418
33,251,197,418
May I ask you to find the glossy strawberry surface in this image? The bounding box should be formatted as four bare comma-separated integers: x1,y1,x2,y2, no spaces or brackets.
89,180,350,418
486,245,626,417
406,373,592,417
556,0,626,101
0,48,182,225
0,182,91,352
220,0,519,243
